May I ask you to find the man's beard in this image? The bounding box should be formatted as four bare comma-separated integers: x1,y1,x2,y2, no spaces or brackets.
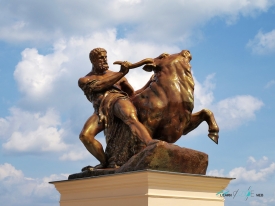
98,63,109,72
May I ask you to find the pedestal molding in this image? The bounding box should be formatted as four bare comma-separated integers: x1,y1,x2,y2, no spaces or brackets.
50,170,234,206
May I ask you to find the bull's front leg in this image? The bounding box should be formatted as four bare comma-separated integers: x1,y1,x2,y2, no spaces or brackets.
182,109,219,144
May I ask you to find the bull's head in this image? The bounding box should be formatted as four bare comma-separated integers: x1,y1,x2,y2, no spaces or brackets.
143,50,192,72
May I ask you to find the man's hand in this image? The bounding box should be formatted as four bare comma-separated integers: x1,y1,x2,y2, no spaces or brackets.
157,53,169,59
119,61,131,74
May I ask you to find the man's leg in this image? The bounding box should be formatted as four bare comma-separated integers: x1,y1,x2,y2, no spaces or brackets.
113,99,156,145
79,113,106,167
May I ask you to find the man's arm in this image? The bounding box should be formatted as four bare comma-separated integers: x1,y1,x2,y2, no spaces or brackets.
79,62,130,92
119,77,135,97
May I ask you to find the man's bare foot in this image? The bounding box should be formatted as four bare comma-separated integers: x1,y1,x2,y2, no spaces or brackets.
81,162,107,171
81,165,94,172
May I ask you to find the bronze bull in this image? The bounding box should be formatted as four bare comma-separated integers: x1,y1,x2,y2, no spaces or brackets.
115,50,219,144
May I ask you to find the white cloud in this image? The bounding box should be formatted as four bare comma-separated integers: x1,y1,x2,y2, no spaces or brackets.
59,150,90,161
14,30,178,109
191,75,263,133
229,163,275,183
208,156,275,184
0,163,66,206
34,173,68,197
0,118,9,137
0,20,51,43
60,136,106,162
207,169,225,177
0,163,24,181
0,107,68,154
215,95,264,130
1,0,275,43
247,29,275,54
265,80,275,89
194,74,216,109
14,47,69,100
247,156,270,170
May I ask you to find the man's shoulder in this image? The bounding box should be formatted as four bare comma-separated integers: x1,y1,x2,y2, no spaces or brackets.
78,70,116,85
78,73,98,87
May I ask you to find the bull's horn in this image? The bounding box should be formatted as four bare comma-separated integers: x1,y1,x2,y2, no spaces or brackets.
113,58,154,69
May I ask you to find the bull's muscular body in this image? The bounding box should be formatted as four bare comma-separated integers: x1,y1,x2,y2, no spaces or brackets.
132,50,219,144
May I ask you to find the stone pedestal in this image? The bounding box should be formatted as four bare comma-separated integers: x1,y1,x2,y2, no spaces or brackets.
50,170,234,206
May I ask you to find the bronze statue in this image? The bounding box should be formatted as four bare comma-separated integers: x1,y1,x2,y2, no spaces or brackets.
130,50,219,144
78,48,158,169
78,48,219,172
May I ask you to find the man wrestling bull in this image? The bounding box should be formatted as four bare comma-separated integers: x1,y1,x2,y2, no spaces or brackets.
78,48,156,169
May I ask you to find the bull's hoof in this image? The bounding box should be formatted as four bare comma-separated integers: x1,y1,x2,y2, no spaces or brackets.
208,132,219,144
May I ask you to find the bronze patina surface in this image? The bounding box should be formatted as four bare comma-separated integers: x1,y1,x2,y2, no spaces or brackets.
132,51,219,144
72,48,219,179
78,48,157,169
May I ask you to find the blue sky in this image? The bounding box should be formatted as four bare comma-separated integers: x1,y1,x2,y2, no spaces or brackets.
0,0,274,205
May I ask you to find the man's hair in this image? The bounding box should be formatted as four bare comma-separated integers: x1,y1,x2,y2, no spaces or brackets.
89,48,106,63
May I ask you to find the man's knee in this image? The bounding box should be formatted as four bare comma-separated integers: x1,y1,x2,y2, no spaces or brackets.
124,117,136,125
79,132,86,142
121,110,139,124
115,104,138,122
79,132,93,143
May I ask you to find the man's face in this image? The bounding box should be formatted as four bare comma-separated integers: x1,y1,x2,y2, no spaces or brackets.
94,51,109,73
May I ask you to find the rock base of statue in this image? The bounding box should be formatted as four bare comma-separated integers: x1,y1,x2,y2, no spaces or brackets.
68,141,208,179
50,170,234,206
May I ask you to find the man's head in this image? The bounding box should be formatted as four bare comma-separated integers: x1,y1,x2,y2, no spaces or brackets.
89,48,109,73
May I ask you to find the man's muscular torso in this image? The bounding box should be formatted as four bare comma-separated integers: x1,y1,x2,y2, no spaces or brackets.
78,70,134,113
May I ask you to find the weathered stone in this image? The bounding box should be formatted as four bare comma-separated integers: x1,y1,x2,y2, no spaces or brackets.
116,141,208,175
68,141,208,179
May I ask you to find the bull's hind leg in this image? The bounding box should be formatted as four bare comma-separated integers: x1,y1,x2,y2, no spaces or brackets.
182,109,219,144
